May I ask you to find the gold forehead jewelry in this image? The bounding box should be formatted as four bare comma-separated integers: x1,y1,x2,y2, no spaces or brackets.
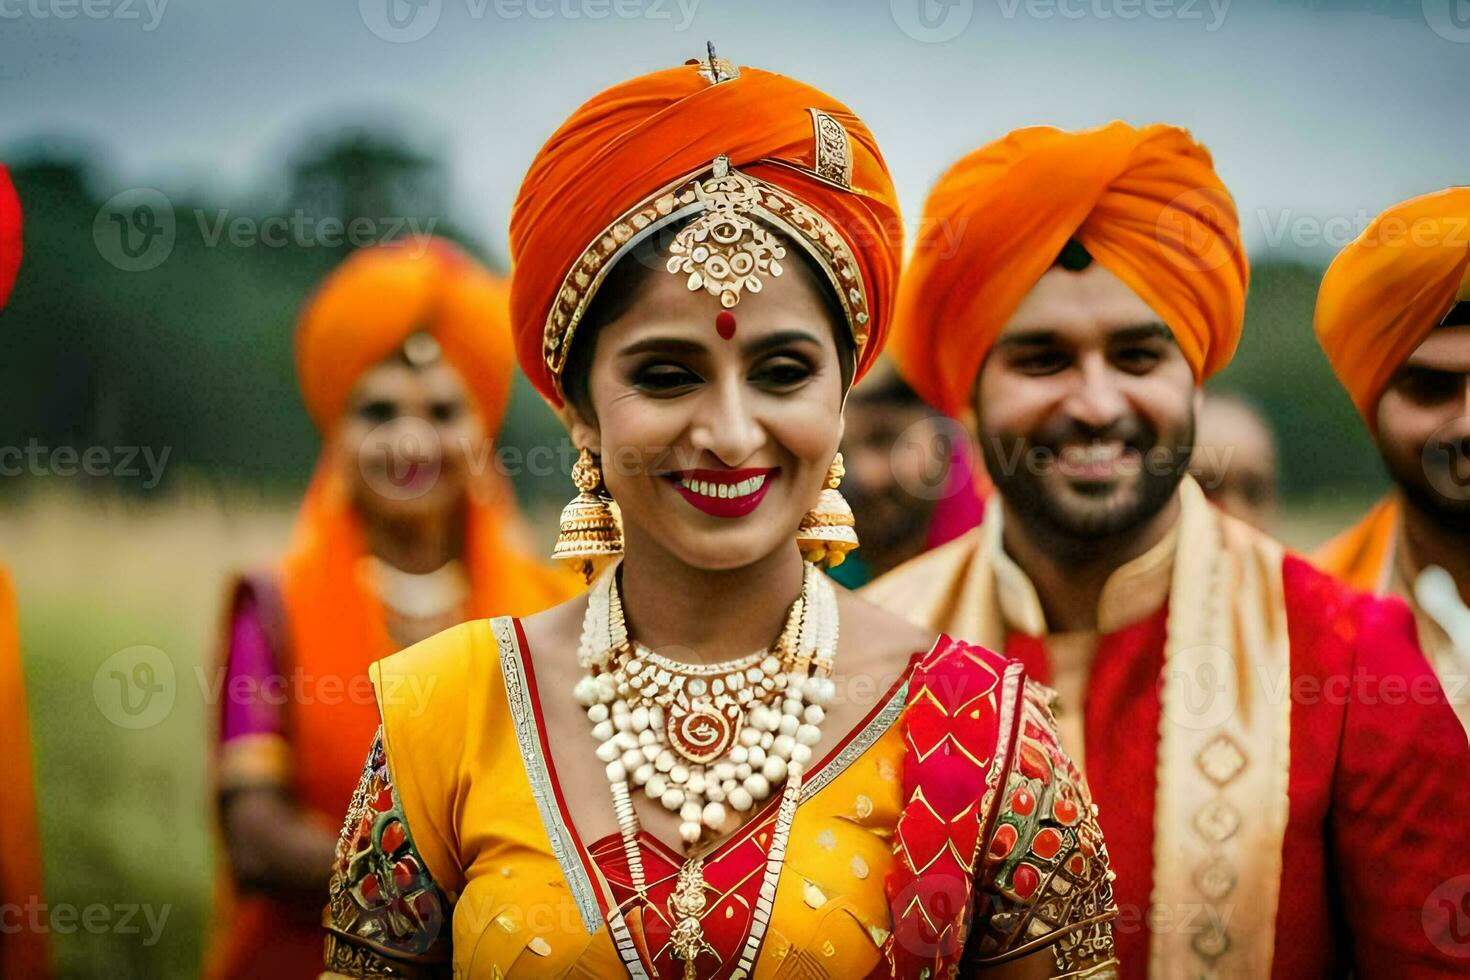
401,331,441,366
665,158,788,310
543,145,868,400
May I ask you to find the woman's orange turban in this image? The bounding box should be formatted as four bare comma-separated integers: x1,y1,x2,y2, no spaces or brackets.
0,164,21,309
890,122,1249,418
295,236,515,433
508,57,903,407
1314,187,1470,430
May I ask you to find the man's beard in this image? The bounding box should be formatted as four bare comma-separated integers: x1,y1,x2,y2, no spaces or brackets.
980,413,1193,548
1383,431,1470,535
844,482,932,561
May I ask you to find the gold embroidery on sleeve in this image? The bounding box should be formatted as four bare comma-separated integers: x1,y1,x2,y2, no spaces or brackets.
970,682,1118,976
322,729,451,978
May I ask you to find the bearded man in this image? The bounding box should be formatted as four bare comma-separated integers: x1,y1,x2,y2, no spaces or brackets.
866,124,1470,977
1315,187,1470,736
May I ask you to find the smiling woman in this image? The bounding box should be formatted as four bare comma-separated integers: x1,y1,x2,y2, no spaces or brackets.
556,221,857,574
320,54,1119,980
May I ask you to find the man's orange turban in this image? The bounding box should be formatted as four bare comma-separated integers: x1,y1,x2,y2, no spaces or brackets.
1314,187,1470,430
0,164,21,309
890,122,1249,418
295,236,515,433
509,58,903,407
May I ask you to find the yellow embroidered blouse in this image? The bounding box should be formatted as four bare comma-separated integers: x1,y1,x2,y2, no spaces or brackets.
321,617,1117,978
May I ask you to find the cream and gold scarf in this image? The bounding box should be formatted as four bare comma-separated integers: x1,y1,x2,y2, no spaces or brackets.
866,478,1293,977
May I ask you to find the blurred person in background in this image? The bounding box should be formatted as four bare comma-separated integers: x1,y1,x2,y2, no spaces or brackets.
830,360,984,587
1315,187,1470,735
1188,391,1279,532
0,164,50,979
866,124,1470,976
205,237,578,979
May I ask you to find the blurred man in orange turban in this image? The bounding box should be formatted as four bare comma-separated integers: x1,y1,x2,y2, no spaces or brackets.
204,237,578,979
868,124,1470,976
0,163,50,980
1315,187,1470,735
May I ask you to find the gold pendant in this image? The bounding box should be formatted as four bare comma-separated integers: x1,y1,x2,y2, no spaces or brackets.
666,700,743,764
668,857,710,978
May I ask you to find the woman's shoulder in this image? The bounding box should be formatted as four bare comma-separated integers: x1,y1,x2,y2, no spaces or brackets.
834,585,942,666
836,584,1019,680
515,591,591,662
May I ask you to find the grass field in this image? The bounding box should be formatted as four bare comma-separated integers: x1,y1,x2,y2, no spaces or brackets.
3,488,1374,978
8,491,291,979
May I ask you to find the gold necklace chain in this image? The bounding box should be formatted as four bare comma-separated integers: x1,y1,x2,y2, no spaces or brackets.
577,561,840,978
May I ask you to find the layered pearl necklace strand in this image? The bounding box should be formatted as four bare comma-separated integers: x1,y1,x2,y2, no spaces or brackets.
574,560,839,977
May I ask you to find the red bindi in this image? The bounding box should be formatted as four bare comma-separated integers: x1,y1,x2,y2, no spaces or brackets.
715,310,737,340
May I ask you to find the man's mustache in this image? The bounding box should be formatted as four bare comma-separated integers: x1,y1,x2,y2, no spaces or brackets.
1022,417,1157,455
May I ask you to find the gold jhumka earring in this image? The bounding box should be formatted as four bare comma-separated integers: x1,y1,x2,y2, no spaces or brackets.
796,452,858,567
551,447,623,583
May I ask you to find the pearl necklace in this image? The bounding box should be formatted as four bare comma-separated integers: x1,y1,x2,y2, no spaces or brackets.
360,556,467,617
576,560,839,977
575,562,837,847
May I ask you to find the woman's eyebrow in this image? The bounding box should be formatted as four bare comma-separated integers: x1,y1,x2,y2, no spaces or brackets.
617,336,707,358
742,329,822,356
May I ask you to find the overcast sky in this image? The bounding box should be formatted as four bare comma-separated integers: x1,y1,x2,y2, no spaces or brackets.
2,0,1467,261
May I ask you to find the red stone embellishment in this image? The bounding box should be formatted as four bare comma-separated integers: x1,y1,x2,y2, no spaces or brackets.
715,310,737,340
1018,742,1051,782
667,701,743,764
990,823,1018,860
1052,795,1080,826
1009,786,1035,817
1031,828,1063,860
1012,862,1041,899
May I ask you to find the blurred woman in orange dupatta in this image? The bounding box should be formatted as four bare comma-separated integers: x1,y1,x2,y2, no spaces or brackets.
0,162,49,980
204,236,580,979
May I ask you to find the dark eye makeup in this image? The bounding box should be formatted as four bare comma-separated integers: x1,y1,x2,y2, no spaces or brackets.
630,361,702,393
429,400,462,424
752,353,816,388
356,399,397,424
625,347,820,395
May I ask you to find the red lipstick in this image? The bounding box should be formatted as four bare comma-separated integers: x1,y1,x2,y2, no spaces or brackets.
668,467,776,518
